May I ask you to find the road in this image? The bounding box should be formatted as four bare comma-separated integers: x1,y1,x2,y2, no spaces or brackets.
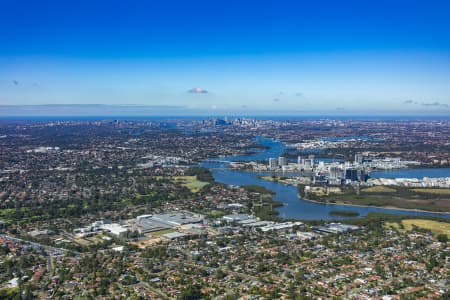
0,234,79,256
134,272,173,300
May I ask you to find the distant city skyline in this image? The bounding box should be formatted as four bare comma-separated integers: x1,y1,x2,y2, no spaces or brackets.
1,0,450,115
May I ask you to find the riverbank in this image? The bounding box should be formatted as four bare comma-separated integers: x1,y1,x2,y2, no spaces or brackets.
257,175,305,185
257,173,450,213
201,136,450,220
242,185,283,221
298,194,450,215
329,210,360,217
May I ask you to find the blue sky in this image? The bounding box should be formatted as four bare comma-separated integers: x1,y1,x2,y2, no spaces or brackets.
1,0,450,115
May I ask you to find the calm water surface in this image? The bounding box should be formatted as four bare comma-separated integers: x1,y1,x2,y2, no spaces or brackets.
370,168,450,179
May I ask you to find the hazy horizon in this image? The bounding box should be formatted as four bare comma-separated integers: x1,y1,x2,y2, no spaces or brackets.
2,104,450,119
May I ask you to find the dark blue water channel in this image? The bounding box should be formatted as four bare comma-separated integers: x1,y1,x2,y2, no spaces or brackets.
200,137,450,220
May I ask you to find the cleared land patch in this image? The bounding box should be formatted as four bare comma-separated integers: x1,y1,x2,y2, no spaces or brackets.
149,228,176,237
361,186,396,193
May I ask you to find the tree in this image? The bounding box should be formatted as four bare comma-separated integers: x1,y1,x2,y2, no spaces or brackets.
436,234,448,243
179,284,202,300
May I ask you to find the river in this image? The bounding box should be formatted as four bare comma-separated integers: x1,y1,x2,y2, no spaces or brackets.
200,137,450,220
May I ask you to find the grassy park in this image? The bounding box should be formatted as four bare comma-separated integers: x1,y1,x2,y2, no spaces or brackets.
155,175,210,193
173,176,209,193
385,219,450,237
